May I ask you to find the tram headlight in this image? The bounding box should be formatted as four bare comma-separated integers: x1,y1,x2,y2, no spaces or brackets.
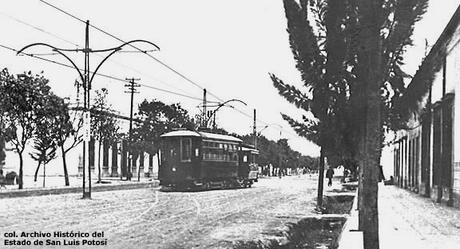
172,167,176,172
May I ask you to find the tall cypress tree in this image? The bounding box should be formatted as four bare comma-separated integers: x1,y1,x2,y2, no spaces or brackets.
271,1,429,248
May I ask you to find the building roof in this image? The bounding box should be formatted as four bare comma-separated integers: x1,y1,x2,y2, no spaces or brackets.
160,130,243,143
400,4,460,117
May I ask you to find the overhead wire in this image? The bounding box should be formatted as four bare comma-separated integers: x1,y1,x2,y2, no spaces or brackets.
0,43,204,102
39,0,225,102
0,10,198,99
0,11,78,48
37,0,297,138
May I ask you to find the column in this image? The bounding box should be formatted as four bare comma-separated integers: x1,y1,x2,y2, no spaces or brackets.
111,141,119,177
102,140,110,176
121,140,128,179
89,138,95,174
147,153,154,177
139,151,144,178
131,151,138,177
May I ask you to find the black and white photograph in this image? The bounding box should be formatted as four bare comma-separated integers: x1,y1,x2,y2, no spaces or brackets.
1,1,460,248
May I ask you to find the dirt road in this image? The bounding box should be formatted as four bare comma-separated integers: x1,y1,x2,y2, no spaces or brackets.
1,175,332,249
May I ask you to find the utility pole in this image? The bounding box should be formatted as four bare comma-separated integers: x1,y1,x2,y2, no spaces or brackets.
253,109,257,149
18,21,159,199
125,78,140,181
83,20,91,198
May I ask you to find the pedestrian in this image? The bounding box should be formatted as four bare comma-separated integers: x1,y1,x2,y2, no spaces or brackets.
326,167,334,187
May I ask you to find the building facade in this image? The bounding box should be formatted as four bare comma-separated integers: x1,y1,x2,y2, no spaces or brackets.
393,5,460,208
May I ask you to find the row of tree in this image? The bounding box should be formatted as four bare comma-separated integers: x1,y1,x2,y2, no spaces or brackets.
0,69,77,189
238,134,319,171
1,70,312,188
0,69,124,188
272,1,429,248
131,99,320,170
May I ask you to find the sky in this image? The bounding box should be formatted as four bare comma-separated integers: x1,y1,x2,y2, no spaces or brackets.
0,0,459,157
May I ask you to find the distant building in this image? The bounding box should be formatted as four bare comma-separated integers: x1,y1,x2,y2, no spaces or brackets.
393,5,460,207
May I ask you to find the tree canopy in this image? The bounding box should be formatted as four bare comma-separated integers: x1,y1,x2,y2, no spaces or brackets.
0,69,53,189
132,99,197,155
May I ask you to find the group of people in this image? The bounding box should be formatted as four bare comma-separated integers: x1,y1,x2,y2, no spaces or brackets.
325,165,386,187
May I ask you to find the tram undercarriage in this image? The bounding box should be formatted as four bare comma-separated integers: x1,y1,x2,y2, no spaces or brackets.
160,177,256,191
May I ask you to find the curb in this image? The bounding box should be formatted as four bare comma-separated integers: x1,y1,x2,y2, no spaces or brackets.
337,190,363,249
0,181,159,199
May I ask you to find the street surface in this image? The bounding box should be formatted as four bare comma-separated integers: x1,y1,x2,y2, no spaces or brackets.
0,175,331,249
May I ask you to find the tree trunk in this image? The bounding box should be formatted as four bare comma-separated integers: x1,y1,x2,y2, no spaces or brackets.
43,162,46,188
358,122,366,210
61,146,69,186
317,147,325,209
34,161,42,182
357,1,382,248
97,139,102,183
18,152,24,189
138,151,142,182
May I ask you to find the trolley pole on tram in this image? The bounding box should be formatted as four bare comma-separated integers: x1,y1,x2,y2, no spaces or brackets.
202,89,207,128
17,21,159,199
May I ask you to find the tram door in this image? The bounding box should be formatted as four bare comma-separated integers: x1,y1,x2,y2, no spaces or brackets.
159,138,180,180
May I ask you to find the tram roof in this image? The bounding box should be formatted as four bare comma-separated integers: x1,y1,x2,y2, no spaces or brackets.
160,130,243,143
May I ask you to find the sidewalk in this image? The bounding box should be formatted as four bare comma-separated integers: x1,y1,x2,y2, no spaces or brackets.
379,184,460,249
0,175,159,198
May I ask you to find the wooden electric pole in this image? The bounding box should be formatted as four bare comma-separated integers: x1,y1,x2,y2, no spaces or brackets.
125,78,140,181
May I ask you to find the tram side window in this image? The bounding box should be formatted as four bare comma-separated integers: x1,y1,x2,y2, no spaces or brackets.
181,138,192,162
232,153,238,162
201,141,239,162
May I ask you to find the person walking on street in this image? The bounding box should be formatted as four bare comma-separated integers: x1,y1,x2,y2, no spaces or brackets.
326,167,334,187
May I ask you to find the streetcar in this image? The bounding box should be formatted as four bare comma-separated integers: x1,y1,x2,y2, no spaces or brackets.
158,130,258,190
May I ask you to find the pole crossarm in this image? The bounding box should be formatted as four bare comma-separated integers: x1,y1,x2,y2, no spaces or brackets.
213,99,247,114
92,39,160,53
17,42,85,84
16,40,160,91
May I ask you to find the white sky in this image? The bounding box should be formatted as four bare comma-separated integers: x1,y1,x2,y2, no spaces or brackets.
0,0,459,157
